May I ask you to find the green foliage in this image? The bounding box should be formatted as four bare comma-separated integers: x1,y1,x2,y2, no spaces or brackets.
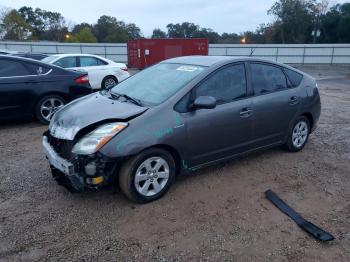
92,15,141,43
18,6,67,41
268,0,314,43
1,2,350,44
152,28,167,38
2,9,31,40
65,27,97,43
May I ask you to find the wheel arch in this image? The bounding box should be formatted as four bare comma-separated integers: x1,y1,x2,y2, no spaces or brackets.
33,92,68,114
300,112,314,131
126,144,183,176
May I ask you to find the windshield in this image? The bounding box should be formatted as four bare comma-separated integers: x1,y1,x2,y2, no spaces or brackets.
111,63,206,106
41,55,59,63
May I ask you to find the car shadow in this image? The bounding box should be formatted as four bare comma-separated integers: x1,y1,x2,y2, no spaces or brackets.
0,118,44,129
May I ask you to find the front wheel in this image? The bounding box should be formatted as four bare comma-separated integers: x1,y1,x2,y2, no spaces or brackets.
285,116,310,152
119,148,176,203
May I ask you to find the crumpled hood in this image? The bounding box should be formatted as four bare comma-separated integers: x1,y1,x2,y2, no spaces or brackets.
49,92,148,140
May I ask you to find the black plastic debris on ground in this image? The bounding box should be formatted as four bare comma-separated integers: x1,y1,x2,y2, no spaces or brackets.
265,189,335,242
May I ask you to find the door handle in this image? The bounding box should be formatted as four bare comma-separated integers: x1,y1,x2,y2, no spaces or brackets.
239,108,252,118
289,96,299,105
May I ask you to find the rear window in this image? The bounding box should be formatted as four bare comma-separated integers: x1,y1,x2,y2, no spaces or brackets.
284,68,303,87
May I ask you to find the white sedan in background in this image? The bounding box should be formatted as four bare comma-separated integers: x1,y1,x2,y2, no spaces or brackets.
42,54,130,89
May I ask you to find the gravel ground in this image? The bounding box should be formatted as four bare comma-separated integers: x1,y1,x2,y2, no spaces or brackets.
0,68,350,261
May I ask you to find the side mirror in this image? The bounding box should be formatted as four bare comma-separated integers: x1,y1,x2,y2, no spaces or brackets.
192,96,216,110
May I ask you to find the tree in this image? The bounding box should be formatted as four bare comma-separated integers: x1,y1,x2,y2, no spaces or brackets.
152,28,167,38
92,15,140,42
72,22,92,34
2,9,31,40
268,0,314,43
18,6,67,41
126,23,142,39
65,27,97,43
166,22,200,38
0,7,10,40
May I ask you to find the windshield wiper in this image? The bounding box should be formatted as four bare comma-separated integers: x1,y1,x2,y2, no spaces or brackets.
111,92,143,107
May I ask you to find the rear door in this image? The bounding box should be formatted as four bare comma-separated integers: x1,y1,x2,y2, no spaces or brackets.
183,63,254,167
0,58,36,118
53,56,78,69
249,62,301,147
78,56,108,89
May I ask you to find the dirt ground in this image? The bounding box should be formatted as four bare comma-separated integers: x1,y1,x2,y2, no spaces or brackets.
0,66,349,261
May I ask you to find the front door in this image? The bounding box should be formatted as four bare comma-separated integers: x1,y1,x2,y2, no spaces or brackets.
183,63,254,167
0,58,35,118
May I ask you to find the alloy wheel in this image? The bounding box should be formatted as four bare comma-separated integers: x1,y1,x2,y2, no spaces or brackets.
134,157,170,197
292,120,308,148
104,78,117,89
40,98,64,122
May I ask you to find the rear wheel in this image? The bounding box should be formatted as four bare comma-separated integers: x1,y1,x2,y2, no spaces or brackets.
102,76,118,89
119,148,176,203
35,95,65,124
285,116,310,152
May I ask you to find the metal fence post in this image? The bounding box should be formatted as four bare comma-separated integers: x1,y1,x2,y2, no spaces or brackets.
276,47,279,62
302,46,306,65
330,47,335,65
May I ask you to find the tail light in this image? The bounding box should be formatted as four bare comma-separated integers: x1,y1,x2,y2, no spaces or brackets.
121,67,128,72
75,74,89,84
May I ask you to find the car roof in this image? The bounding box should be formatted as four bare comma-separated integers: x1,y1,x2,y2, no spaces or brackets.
49,53,102,58
0,54,65,70
162,55,301,72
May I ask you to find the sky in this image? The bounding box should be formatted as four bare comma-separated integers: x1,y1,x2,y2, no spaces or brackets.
0,0,348,36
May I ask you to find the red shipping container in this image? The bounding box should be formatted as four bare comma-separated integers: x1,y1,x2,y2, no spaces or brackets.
127,38,208,69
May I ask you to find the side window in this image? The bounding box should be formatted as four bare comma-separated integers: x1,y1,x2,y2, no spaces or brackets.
80,57,106,67
250,63,287,95
53,57,77,68
284,68,303,87
195,64,247,104
0,59,31,77
25,63,51,75
174,92,191,113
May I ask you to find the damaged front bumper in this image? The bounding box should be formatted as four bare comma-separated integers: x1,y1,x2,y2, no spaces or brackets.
42,135,119,193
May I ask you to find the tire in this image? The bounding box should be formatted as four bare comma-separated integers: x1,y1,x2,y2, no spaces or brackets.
119,148,176,203
102,76,118,89
35,95,65,125
285,116,310,152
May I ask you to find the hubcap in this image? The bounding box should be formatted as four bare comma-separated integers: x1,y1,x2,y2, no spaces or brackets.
292,120,308,148
134,157,170,197
40,98,64,121
104,78,117,89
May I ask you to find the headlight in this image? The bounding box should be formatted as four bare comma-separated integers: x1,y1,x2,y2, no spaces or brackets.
72,122,128,155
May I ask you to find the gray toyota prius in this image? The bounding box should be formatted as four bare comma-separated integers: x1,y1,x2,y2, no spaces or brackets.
43,56,321,203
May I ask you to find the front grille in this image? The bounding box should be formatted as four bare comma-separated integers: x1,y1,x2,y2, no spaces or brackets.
46,133,74,161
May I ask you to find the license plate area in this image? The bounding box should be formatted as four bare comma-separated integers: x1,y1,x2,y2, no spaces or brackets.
43,136,74,176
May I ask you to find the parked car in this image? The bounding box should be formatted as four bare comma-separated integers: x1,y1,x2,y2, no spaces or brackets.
43,56,321,203
42,54,130,89
0,55,92,124
11,52,48,61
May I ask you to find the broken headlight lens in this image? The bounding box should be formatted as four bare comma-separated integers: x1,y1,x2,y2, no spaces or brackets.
72,122,128,155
